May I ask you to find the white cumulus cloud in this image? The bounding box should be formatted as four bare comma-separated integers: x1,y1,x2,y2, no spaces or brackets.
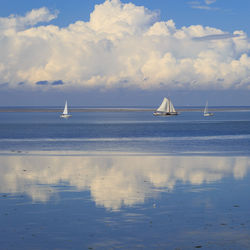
0,0,250,90
0,7,58,32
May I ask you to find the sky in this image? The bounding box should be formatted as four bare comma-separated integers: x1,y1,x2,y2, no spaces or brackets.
0,0,250,106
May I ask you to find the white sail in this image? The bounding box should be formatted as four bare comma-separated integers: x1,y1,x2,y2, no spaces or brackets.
203,101,213,116
204,101,208,114
63,101,68,115
157,97,169,112
169,100,176,113
60,100,71,118
154,97,178,116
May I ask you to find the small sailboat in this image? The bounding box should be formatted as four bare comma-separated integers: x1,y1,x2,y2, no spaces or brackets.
203,101,213,117
60,100,72,118
153,97,178,116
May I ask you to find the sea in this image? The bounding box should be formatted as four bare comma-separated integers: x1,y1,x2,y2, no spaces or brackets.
1,106,250,249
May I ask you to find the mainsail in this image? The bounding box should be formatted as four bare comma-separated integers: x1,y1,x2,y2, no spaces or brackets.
203,101,213,116
204,101,208,115
169,101,176,113
63,101,68,115
60,100,72,118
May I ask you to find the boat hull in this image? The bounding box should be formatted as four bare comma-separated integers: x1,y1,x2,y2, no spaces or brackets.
60,114,72,118
153,112,178,116
204,113,213,117
154,97,178,116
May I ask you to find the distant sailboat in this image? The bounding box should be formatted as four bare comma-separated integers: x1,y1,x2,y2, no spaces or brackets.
203,101,213,117
153,97,178,116
60,100,72,118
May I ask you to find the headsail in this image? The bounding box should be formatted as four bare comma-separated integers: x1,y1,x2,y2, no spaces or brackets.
157,97,169,112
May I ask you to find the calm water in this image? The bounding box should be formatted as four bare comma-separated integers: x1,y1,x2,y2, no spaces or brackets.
1,109,250,154
1,108,250,249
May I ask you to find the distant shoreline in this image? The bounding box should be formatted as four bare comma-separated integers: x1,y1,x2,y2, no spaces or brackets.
0,107,250,112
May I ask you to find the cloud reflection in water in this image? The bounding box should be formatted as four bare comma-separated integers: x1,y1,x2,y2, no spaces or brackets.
0,154,249,210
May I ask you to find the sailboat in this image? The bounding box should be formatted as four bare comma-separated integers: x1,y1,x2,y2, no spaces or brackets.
60,100,72,118
153,97,178,116
203,101,213,117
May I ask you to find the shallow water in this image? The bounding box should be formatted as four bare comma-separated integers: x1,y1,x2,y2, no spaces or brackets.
1,153,250,249
1,109,250,249
0,109,250,154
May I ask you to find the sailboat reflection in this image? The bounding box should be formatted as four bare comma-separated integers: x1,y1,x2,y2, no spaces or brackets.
0,154,249,210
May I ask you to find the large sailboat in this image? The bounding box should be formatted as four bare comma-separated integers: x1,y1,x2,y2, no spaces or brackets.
153,97,178,116
60,100,72,118
203,101,213,117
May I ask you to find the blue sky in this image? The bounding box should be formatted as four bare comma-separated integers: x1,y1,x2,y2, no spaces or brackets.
1,0,249,34
0,0,250,106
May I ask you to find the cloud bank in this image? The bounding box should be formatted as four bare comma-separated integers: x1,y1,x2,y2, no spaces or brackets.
0,0,250,90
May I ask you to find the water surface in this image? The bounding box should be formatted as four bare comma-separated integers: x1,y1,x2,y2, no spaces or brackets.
1,108,250,249
0,109,250,154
